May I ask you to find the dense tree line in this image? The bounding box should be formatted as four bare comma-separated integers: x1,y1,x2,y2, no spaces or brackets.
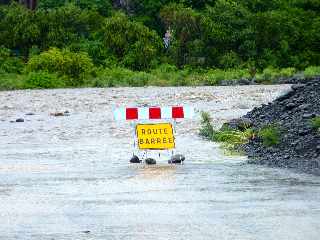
0,0,319,73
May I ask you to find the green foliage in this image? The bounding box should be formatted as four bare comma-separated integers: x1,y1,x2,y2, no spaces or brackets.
24,71,65,89
212,128,254,146
199,111,255,154
279,67,297,77
199,111,214,139
36,4,104,50
0,73,25,90
311,117,320,131
93,67,154,87
26,48,94,84
101,13,161,70
256,67,297,83
304,66,320,77
1,0,320,89
199,69,250,85
150,64,191,86
0,46,24,73
0,3,40,55
38,0,112,16
258,125,281,147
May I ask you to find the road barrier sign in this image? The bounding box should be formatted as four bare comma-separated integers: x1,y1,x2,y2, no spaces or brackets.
136,123,175,150
114,106,194,121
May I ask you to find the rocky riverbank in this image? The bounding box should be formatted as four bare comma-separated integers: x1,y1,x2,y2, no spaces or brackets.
229,78,320,175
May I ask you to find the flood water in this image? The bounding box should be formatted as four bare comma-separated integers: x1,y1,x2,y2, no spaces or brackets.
1,85,320,240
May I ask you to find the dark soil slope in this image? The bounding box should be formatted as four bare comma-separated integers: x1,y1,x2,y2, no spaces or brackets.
240,78,320,174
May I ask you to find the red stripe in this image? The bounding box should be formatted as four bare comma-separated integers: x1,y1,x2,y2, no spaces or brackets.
149,107,161,119
172,107,184,118
126,108,138,120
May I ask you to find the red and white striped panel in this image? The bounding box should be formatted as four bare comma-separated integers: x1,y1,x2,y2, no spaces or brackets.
114,106,194,121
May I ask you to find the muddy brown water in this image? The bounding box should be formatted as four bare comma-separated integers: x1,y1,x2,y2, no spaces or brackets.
1,85,320,240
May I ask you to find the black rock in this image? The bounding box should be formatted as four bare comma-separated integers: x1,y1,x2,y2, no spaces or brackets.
16,118,24,123
130,155,141,163
145,158,156,165
224,118,253,131
285,102,296,110
302,113,316,119
168,154,185,164
291,84,304,91
237,78,320,175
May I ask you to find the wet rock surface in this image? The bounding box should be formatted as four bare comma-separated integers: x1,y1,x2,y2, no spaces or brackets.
231,78,320,175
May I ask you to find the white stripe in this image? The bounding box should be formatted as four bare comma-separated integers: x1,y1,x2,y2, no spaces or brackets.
114,108,126,121
184,106,194,119
161,107,172,119
114,106,195,120
138,108,149,120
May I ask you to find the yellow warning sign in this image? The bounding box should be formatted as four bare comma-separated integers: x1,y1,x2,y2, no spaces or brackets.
136,123,175,150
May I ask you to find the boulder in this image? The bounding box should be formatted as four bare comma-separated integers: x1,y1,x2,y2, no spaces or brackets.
145,158,156,165
168,154,185,164
16,118,24,123
130,155,141,163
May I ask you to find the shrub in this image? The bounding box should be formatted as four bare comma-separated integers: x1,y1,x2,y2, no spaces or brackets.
199,112,255,154
279,67,297,77
0,73,25,90
255,67,280,83
255,67,297,83
0,3,40,56
27,48,94,85
24,71,65,89
36,4,104,50
150,64,190,86
101,13,161,70
304,66,320,77
219,51,242,69
200,69,250,85
0,46,24,73
311,117,320,131
258,125,281,147
199,111,214,139
38,0,112,16
94,67,154,87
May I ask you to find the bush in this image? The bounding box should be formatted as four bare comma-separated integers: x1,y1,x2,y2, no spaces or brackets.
38,0,112,16
199,111,214,139
27,48,94,85
0,46,24,73
149,64,191,86
256,67,297,83
311,117,320,131
255,67,280,83
101,13,161,71
34,4,104,50
279,67,297,77
0,3,40,56
200,69,250,85
304,66,320,77
93,67,154,87
0,73,25,90
24,71,65,89
258,125,281,147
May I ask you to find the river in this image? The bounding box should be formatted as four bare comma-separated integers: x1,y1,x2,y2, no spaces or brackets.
1,85,320,240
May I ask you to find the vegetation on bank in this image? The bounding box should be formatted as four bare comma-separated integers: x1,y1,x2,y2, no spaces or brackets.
0,1,320,90
311,117,320,132
200,112,281,154
257,125,281,147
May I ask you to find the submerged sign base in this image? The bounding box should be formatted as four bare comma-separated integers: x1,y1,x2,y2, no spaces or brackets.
136,123,175,150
